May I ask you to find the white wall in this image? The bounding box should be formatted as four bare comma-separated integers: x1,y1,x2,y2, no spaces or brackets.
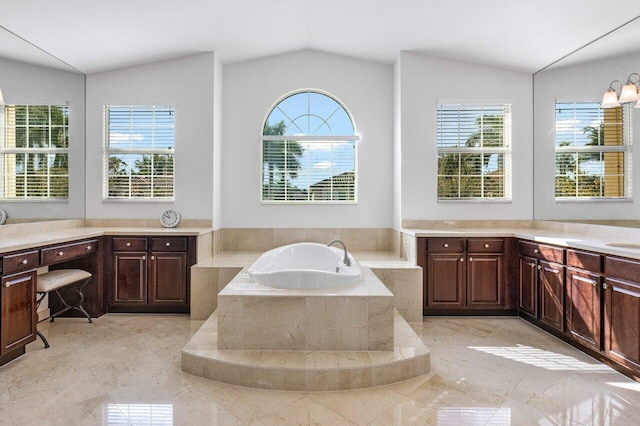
0,57,86,221
213,55,223,229
393,57,402,229
533,52,640,220
222,50,394,228
85,53,216,220
398,52,534,222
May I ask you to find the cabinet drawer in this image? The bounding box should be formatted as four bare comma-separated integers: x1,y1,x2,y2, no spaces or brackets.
518,241,564,263
113,237,147,251
41,239,98,266
2,250,39,275
151,237,187,252
605,256,640,282
427,238,465,253
567,249,602,272
468,239,504,253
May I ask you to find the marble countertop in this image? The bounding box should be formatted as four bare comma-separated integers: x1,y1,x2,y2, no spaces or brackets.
402,223,640,260
0,224,213,255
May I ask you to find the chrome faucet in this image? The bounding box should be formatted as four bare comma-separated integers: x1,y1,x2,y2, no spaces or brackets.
326,239,351,266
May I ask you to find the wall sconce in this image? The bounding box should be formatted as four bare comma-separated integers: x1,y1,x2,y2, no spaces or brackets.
602,73,640,108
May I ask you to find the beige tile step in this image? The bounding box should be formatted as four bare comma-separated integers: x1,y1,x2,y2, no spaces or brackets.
181,309,430,391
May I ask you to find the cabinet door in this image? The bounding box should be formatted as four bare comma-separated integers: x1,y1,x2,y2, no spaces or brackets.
427,253,465,308
467,254,503,307
149,252,187,306
1,271,37,354
519,256,537,316
539,260,565,331
566,268,601,350
604,277,640,371
112,252,147,305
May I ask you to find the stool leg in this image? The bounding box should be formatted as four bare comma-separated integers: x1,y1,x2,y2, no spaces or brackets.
36,330,50,349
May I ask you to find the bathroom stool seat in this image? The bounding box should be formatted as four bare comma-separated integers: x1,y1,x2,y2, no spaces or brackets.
36,269,93,348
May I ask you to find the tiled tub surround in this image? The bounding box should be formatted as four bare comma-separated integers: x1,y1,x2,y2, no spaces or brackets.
184,260,430,391
190,251,423,322
182,308,430,391
217,267,394,351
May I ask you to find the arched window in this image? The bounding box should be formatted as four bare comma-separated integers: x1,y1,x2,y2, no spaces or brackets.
261,90,358,203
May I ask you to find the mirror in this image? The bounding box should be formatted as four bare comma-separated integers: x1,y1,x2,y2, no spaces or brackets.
532,17,640,226
0,26,85,224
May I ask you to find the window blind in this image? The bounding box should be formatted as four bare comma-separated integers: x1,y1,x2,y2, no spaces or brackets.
436,104,512,200
0,105,69,199
554,102,631,199
103,105,175,200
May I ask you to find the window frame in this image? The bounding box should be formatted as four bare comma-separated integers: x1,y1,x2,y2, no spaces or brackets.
0,103,70,201
436,103,512,202
102,104,176,202
554,101,632,201
260,89,359,204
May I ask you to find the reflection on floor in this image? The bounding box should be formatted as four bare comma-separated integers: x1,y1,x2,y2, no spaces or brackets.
1,314,640,425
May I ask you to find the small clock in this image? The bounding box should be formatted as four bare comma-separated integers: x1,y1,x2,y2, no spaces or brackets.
160,209,181,228
0,209,6,225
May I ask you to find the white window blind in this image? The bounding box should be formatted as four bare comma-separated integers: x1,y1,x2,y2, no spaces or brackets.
555,102,631,199
103,105,175,200
261,91,358,203
437,104,512,200
0,104,69,199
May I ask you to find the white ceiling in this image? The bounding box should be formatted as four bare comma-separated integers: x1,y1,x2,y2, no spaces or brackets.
1,0,640,74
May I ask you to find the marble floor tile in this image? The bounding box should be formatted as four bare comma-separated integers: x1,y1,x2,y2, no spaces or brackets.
1,314,639,425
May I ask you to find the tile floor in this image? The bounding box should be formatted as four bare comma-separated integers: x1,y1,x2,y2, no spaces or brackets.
1,314,639,425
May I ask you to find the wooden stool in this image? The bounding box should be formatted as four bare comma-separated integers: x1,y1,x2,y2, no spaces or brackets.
36,269,93,348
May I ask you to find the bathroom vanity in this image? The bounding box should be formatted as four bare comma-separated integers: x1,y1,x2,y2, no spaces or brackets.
0,237,103,366
104,236,197,313
414,225,640,381
0,221,211,366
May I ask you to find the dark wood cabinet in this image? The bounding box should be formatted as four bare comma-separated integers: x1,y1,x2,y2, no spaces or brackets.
1,270,37,355
539,260,565,331
566,267,601,351
422,238,508,314
564,249,604,353
518,241,565,333
427,252,465,308
113,251,147,305
519,256,537,316
467,254,503,307
149,251,188,306
106,236,195,313
603,256,640,372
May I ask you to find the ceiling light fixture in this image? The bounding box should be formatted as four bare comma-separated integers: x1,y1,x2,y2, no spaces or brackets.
602,73,640,108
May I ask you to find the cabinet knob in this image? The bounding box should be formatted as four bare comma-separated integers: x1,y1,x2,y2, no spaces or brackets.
4,282,9,287
165,242,171,247
21,259,28,265
533,249,539,254
142,255,146,261
484,243,489,248
459,257,464,262
469,257,473,262
58,251,64,256
126,242,132,247
537,265,542,270
444,243,449,248
151,255,155,261
86,245,92,250
603,283,609,290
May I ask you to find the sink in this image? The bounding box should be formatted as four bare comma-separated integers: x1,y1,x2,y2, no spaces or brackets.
606,243,640,250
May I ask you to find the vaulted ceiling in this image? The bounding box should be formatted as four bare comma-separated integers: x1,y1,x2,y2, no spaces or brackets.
1,0,640,74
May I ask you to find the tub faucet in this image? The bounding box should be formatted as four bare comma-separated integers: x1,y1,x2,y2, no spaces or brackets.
326,239,351,266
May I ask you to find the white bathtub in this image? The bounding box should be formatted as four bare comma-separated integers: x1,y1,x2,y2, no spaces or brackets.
247,243,362,289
